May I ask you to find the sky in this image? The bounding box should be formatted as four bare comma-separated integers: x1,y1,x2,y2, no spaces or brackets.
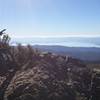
0,0,100,37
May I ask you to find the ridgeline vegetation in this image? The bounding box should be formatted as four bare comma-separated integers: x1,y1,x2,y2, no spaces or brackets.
0,30,100,100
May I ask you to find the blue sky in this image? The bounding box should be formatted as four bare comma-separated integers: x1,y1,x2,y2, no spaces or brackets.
0,0,100,37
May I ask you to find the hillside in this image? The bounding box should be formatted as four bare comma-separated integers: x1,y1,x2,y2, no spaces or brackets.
0,45,91,100
0,32,100,100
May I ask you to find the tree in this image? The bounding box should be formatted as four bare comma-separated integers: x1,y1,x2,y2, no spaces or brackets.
0,29,17,100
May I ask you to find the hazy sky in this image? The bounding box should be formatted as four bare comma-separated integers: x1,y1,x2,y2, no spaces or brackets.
0,0,100,37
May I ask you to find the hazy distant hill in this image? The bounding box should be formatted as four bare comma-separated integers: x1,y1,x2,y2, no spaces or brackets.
33,45,100,63
11,36,100,63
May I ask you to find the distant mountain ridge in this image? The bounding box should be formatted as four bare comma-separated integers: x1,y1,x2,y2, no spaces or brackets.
33,45,100,63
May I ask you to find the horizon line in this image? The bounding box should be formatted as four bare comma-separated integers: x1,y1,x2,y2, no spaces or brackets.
10,34,100,38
